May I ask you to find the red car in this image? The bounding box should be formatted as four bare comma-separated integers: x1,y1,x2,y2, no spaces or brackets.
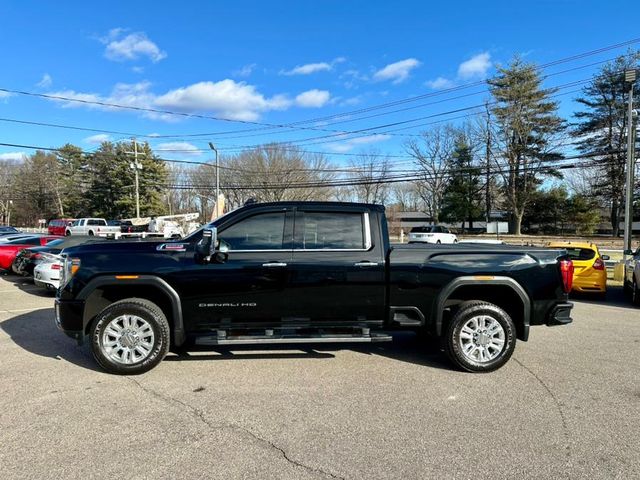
48,218,75,236
0,236,63,270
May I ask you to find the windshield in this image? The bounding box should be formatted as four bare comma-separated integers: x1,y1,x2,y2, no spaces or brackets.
411,226,435,233
44,239,65,247
182,208,239,242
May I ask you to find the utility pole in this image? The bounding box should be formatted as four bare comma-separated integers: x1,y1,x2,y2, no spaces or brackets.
208,142,219,217
623,69,637,253
485,102,492,227
126,138,145,219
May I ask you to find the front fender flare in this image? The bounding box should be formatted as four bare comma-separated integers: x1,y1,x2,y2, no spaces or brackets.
77,275,185,346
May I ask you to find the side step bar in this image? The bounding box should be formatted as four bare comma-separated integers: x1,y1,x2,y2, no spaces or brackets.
195,329,393,346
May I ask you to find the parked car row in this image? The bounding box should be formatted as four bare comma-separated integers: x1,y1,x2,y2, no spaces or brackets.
0,232,105,292
623,247,640,305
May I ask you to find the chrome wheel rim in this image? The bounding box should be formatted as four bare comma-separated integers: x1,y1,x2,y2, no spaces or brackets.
459,315,505,363
102,314,155,365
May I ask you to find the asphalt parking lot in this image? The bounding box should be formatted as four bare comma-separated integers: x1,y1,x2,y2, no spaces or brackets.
0,274,638,480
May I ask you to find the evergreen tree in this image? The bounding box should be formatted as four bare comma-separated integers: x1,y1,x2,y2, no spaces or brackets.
55,143,88,216
86,140,168,219
441,135,483,231
572,51,640,236
489,57,565,235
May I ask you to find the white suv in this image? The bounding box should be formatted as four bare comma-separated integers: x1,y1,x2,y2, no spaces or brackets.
408,225,458,244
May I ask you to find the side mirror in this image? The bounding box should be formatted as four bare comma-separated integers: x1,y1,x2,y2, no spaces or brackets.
601,255,610,261
196,227,217,260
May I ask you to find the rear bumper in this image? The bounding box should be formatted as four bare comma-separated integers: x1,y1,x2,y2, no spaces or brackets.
573,271,607,293
546,302,573,326
55,298,86,342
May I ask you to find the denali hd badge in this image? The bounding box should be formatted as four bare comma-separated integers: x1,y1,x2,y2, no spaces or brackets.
199,303,257,308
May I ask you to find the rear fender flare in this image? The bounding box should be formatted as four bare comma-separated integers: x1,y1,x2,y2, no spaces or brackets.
433,276,531,340
77,275,185,346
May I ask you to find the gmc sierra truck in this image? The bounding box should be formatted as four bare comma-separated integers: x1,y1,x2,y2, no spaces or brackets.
55,201,574,375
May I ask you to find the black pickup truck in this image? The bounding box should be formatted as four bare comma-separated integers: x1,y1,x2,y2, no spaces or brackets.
55,201,574,375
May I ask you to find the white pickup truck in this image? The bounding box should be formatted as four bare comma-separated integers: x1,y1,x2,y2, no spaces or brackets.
65,218,120,238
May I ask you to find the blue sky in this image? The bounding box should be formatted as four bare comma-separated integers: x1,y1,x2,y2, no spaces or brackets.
0,0,637,166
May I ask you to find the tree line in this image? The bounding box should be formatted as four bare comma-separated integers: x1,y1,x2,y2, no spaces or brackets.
1,52,638,235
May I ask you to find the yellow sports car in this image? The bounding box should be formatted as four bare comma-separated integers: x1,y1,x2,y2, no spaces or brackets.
548,242,609,296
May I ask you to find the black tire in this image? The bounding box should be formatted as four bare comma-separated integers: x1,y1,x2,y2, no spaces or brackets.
633,279,640,307
436,240,442,245
65,230,71,236
88,230,94,236
90,298,170,375
444,301,517,373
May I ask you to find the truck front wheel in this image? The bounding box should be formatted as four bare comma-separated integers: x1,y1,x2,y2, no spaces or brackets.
444,301,516,372
90,298,170,375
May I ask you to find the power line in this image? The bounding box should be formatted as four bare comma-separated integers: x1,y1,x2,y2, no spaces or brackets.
1,37,639,142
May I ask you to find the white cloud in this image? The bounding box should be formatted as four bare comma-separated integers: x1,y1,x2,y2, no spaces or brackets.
84,134,111,144
36,73,52,88
425,52,492,90
295,89,331,108
48,78,342,121
0,91,13,100
373,58,421,84
131,66,145,74
458,52,491,79
101,29,166,63
47,81,171,120
327,134,391,153
155,142,202,157
425,77,456,90
154,80,291,121
282,62,331,76
233,63,256,77
0,152,27,161
281,57,345,75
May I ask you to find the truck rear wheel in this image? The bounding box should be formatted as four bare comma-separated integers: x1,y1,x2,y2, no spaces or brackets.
90,298,170,375
444,301,516,372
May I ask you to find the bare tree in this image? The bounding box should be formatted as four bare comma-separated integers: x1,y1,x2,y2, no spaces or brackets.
347,150,391,204
391,182,422,211
220,143,335,206
405,124,457,223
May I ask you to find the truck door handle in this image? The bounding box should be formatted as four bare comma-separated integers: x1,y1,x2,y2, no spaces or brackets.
354,261,379,267
262,262,287,268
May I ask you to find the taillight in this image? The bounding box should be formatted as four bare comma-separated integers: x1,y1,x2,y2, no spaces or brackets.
593,257,605,271
51,263,61,270
559,259,574,293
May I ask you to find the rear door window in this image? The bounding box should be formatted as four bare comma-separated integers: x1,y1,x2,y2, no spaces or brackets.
296,212,366,250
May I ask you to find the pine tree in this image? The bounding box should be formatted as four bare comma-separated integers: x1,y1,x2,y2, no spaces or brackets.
441,135,483,231
572,51,640,236
489,57,565,235
86,141,168,219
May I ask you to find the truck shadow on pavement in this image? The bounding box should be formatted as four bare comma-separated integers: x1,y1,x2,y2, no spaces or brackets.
0,308,104,373
1,308,456,373
162,331,455,370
